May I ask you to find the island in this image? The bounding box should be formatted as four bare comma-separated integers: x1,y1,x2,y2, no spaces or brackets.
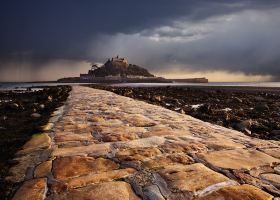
58,56,208,83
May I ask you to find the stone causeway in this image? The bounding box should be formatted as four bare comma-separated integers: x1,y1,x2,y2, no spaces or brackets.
8,86,280,199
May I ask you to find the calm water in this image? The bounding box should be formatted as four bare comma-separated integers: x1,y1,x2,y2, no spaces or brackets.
1,82,280,91
113,82,280,88
0,82,92,91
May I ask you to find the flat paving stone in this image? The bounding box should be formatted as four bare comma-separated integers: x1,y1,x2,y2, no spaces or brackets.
34,160,52,178
197,184,273,200
158,163,230,194
116,147,161,161
55,133,95,143
53,181,140,200
52,143,110,157
260,147,280,159
17,133,51,155
260,173,280,187
53,156,119,180
66,168,136,189
12,178,47,200
198,149,280,170
125,114,157,127
143,153,194,169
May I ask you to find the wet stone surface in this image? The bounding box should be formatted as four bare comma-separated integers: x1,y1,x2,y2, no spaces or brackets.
8,86,280,199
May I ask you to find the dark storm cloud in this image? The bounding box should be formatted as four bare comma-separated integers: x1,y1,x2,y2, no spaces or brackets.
1,0,280,80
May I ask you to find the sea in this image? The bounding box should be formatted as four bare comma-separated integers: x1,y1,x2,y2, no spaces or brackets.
1,82,280,91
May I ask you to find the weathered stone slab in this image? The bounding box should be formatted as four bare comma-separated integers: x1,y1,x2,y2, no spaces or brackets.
116,147,161,161
202,136,245,150
260,173,280,187
197,184,273,200
159,140,206,154
66,168,136,189
114,136,166,149
158,163,229,194
125,114,156,127
12,178,47,200
53,181,140,200
17,133,51,155
52,143,110,157
57,140,95,148
34,160,52,178
143,153,194,169
6,149,50,182
55,133,95,143
143,185,165,200
53,156,119,180
198,149,280,170
260,148,280,159
100,132,138,142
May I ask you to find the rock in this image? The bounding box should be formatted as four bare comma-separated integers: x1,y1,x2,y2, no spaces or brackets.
48,96,53,102
143,185,165,200
53,181,140,200
34,160,52,178
275,166,280,174
10,103,19,109
39,104,45,109
158,163,229,194
31,113,41,118
198,184,273,200
198,149,280,170
255,104,269,112
12,178,47,200
235,119,252,131
232,97,243,103
255,96,266,101
53,156,119,180
271,130,280,136
260,173,280,187
153,95,162,102
197,104,212,113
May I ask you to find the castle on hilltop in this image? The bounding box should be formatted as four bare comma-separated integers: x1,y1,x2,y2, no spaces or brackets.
109,55,128,65
80,56,154,81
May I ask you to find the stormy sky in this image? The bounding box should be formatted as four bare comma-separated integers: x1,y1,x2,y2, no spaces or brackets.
1,0,280,81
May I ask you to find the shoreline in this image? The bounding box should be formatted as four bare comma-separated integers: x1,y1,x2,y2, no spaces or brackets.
0,86,71,199
89,84,280,140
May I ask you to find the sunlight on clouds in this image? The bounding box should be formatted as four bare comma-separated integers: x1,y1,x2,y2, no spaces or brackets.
154,70,273,82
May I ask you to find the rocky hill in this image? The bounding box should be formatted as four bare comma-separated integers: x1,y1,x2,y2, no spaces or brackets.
92,59,154,77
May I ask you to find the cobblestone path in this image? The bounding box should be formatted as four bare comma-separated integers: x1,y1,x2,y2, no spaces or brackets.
8,86,280,200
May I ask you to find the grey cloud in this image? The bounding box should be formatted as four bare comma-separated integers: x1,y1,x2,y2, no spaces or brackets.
89,8,280,80
1,0,280,80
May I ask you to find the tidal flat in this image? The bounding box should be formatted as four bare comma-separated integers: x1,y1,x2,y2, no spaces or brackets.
0,86,71,199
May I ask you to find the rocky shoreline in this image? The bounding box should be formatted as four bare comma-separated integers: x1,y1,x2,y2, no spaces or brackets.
89,85,280,140
0,86,71,199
